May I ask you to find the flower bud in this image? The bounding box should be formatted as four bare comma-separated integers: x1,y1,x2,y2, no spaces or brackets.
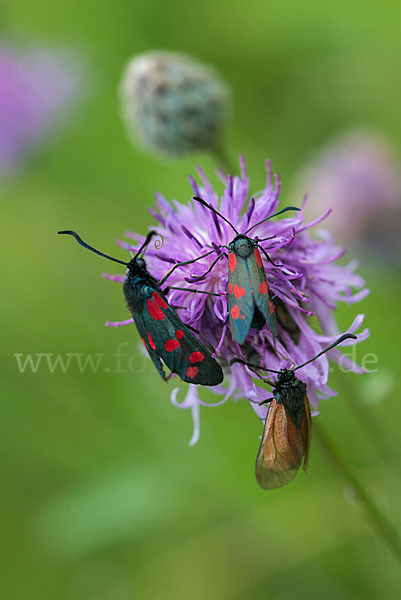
120,51,230,156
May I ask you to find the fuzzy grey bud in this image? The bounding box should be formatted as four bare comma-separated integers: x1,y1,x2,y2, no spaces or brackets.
120,51,230,156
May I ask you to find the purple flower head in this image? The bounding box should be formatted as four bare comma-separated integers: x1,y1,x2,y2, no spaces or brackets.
106,157,369,444
0,41,85,177
292,129,401,263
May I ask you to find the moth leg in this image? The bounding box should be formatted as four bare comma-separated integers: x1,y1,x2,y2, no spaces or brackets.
158,248,217,285
255,234,276,243
258,245,280,267
164,285,220,297
188,251,226,281
259,397,274,406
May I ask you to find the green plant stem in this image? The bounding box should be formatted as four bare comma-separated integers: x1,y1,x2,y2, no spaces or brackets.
337,370,396,464
209,141,236,174
314,421,401,565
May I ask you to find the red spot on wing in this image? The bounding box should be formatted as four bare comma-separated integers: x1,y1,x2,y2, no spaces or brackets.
254,249,263,267
186,366,199,379
152,292,168,308
147,297,166,320
175,329,184,339
231,304,240,320
269,300,274,314
164,339,180,352
228,283,233,295
190,351,205,363
234,285,246,298
147,332,156,350
142,338,148,349
259,281,268,295
240,314,245,320
229,252,237,272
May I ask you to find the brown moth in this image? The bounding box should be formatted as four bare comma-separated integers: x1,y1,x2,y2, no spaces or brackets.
232,333,357,490
255,369,311,489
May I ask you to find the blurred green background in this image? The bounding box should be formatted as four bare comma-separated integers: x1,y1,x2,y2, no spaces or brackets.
2,1,401,598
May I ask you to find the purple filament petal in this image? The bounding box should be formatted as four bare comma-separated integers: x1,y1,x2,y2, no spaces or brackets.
105,319,134,327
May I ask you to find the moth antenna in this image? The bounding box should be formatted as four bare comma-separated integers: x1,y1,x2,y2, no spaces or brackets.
230,357,279,381
153,234,164,250
58,230,128,266
135,231,160,258
193,196,239,235
293,333,357,372
245,206,300,235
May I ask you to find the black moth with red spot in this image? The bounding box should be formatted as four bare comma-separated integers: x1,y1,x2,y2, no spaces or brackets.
226,235,277,345
123,260,223,385
191,198,300,345
58,230,224,386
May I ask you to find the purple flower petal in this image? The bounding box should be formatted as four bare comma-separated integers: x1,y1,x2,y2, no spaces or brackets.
293,129,401,263
0,41,85,177
171,385,201,446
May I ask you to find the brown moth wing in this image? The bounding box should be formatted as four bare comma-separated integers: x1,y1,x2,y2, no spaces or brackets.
255,401,303,490
301,393,312,473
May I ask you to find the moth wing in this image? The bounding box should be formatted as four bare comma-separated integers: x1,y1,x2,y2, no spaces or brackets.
227,252,255,345
157,303,224,386
133,310,167,380
141,289,223,386
301,394,312,473
250,248,277,336
255,401,301,490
